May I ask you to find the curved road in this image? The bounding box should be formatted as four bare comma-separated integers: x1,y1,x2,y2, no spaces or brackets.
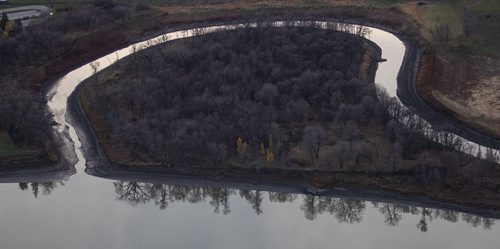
0,5,52,26
396,37,500,150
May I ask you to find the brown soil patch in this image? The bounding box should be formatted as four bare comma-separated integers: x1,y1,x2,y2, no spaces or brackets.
468,56,500,121
417,48,500,138
400,1,426,24
400,0,500,139
161,0,368,15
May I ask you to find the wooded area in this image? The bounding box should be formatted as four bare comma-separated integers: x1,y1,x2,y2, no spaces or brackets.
0,1,147,152
84,28,377,166
82,26,498,184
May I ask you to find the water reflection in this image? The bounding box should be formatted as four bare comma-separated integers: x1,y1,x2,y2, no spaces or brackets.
112,181,495,232
301,196,366,223
17,181,66,198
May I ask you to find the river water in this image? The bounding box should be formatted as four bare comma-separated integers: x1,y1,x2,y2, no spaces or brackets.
0,21,499,248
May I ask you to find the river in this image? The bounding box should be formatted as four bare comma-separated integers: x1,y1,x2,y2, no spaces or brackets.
0,21,499,248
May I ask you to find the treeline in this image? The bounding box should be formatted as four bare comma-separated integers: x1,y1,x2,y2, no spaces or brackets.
81,23,500,185
12,178,498,231
0,1,144,75
375,88,500,182
0,0,150,150
17,181,65,198
113,181,496,231
85,27,373,166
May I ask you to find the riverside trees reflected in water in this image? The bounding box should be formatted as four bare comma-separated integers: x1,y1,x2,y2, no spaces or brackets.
1,17,497,248
112,181,495,232
78,23,500,204
16,181,66,198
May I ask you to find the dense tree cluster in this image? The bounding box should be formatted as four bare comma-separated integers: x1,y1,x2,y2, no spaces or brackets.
376,88,500,181
0,1,143,150
0,80,51,147
80,24,499,187
86,27,377,166
0,2,136,73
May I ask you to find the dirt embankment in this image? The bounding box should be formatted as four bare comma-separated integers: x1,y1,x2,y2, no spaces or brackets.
416,49,500,140
400,0,500,141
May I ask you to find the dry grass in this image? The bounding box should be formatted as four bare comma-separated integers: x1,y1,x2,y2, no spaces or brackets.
398,1,500,138
160,0,371,15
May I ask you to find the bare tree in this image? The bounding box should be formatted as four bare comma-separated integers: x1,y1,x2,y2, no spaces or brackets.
89,61,100,83
302,125,328,165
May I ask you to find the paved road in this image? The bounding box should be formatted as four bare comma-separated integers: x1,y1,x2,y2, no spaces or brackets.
0,5,52,22
396,36,500,150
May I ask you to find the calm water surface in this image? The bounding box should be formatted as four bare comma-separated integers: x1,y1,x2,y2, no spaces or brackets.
1,21,499,249
0,173,498,249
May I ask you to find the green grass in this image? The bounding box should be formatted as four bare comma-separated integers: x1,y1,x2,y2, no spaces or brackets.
423,2,463,39
466,0,500,56
366,0,409,8
0,131,37,157
415,0,500,56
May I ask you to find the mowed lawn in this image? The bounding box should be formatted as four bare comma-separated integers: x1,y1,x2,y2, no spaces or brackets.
0,131,37,157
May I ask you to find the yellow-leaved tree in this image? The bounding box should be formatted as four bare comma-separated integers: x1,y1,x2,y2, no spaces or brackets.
236,137,245,156
266,148,275,162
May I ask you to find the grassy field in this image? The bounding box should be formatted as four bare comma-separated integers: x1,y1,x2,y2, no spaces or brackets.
0,131,37,157
464,0,500,55
405,0,500,56
3,0,497,56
